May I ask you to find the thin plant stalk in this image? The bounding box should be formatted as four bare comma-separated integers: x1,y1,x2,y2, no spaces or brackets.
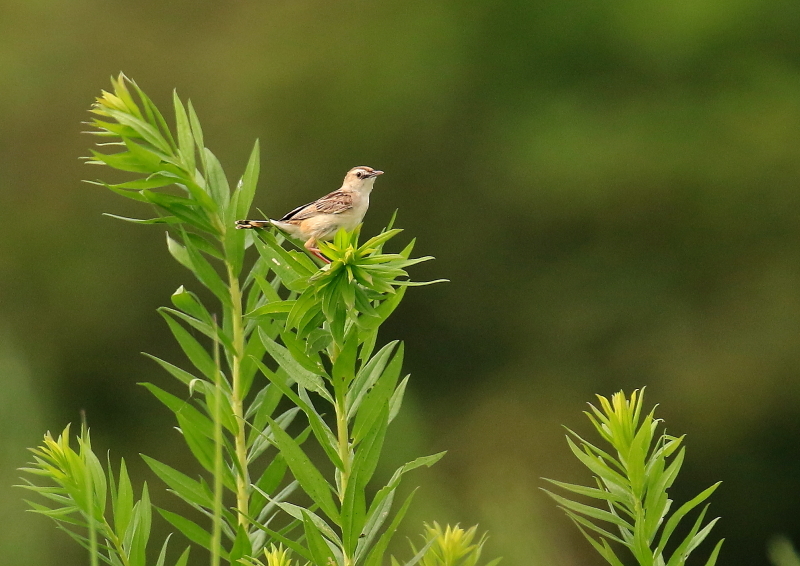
226,257,250,528
81,414,100,566
212,316,224,566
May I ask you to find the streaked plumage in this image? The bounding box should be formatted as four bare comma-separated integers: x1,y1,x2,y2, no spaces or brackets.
236,166,383,262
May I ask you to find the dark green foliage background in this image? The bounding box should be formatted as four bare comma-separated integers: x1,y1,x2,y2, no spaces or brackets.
1,1,800,565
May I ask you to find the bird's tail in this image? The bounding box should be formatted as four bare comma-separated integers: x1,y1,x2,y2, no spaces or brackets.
235,219,272,230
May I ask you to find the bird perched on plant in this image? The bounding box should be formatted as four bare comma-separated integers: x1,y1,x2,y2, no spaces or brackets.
236,166,383,262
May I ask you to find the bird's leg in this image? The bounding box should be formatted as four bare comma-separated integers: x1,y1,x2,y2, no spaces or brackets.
304,237,330,263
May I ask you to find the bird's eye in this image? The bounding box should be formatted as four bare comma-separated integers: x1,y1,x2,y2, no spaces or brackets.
356,171,363,179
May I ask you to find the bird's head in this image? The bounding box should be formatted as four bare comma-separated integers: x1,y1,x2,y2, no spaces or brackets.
343,166,383,191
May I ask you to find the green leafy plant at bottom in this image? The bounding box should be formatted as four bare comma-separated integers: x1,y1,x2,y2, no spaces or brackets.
543,389,724,566
18,424,191,566
239,544,296,566
392,523,501,566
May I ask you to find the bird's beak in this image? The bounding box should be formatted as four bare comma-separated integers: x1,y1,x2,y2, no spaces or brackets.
368,170,384,178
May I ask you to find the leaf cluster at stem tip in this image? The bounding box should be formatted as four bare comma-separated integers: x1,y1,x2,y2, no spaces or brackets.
543,388,724,566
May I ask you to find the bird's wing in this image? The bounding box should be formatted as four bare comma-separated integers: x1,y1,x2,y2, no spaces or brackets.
280,190,354,221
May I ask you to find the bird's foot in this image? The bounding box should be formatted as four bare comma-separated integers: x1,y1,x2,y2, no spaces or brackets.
308,247,331,264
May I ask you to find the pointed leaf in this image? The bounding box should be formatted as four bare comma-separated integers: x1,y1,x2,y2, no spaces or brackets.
236,140,261,219
303,511,337,566
141,455,213,508
258,328,332,403
264,415,339,523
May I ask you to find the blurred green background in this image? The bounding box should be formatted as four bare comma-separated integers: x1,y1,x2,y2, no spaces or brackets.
2,0,800,564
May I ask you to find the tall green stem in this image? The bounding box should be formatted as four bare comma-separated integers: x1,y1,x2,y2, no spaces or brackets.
336,398,351,498
226,262,250,529
211,317,224,566
336,397,354,566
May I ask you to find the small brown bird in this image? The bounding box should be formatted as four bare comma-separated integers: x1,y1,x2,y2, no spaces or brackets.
236,166,383,262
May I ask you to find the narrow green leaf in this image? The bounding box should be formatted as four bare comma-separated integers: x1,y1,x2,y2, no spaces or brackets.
542,489,634,531
352,404,389,490
281,331,325,374
158,508,226,557
562,509,626,545
256,498,341,545
286,288,318,332
364,490,417,566
173,92,195,175
247,516,312,562
104,213,179,225
572,521,626,566
303,511,337,566
174,547,191,566
258,329,332,403
204,149,230,209
139,383,212,438
229,525,253,564
665,506,712,566
187,101,204,155
248,407,301,463
159,311,217,380
250,455,288,518
141,455,213,508
542,479,626,504
253,232,312,290
124,137,163,170
224,225,246,277
109,458,133,542
129,484,152,566
352,349,403,444
246,300,296,319
684,518,720,560
247,380,284,444
388,375,409,424
184,232,224,260
348,341,399,418
181,232,230,303
88,149,149,173
166,233,192,270
656,483,721,558
236,139,261,219
155,533,172,566
130,79,177,149
171,286,212,323
159,308,231,354
358,229,403,254
264,415,339,523
703,539,725,566
341,469,367,556
239,333,268,399
332,327,359,388
176,411,215,468
143,354,206,391
367,452,446,523
357,489,394,562
252,358,342,469
566,437,629,493
398,537,437,566
105,108,170,154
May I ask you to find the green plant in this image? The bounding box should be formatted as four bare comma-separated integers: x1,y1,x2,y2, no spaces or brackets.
395,523,500,566
543,389,724,566
19,74,458,566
